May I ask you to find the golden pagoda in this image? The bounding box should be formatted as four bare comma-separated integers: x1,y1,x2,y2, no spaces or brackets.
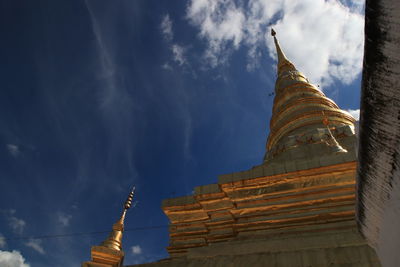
82,188,135,267
128,30,380,267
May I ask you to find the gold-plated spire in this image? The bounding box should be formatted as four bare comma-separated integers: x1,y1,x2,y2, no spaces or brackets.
271,28,296,75
100,187,136,251
264,29,355,160
82,187,136,267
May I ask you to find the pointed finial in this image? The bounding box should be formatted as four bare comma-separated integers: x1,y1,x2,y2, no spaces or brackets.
124,186,135,210
100,186,136,251
270,27,296,75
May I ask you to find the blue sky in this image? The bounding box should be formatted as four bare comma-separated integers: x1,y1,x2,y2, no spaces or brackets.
0,0,364,266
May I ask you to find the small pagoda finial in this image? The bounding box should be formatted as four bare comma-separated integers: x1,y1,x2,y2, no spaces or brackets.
82,187,136,267
100,186,136,251
124,186,135,210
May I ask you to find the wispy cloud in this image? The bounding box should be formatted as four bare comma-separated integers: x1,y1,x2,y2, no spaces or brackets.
160,14,188,67
131,245,142,255
6,144,20,158
161,62,173,71
57,212,72,227
0,250,30,267
161,14,173,41
186,0,364,86
160,14,194,161
346,109,360,120
4,210,26,235
24,239,45,255
83,0,138,191
171,44,187,66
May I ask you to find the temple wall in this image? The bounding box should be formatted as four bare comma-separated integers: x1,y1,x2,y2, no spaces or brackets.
129,228,379,267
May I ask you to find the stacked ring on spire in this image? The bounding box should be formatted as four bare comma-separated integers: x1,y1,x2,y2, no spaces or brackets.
266,33,355,155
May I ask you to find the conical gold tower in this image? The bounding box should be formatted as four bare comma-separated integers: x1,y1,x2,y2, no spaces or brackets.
265,29,355,162
82,187,135,267
123,29,380,266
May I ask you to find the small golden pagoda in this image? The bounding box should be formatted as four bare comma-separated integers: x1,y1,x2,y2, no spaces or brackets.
129,30,380,266
82,188,135,267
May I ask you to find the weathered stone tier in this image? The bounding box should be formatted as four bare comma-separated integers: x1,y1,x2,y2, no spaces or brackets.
130,227,380,267
162,151,358,258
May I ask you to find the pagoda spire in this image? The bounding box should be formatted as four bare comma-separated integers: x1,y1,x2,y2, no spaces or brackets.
82,187,136,267
271,28,296,75
101,186,135,251
264,29,355,161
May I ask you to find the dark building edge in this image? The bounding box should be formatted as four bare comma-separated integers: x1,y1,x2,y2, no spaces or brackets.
357,0,400,253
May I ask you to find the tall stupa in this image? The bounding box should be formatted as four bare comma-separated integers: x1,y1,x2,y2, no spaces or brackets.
82,188,135,267
127,29,380,267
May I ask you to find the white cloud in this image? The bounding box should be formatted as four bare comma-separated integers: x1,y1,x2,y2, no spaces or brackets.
161,62,173,71
6,210,26,235
267,0,364,86
131,245,142,255
186,0,245,67
160,14,188,67
346,109,360,120
161,14,173,41
0,234,6,248
172,44,187,66
186,0,364,86
6,144,20,158
24,239,45,255
0,250,30,267
57,213,72,227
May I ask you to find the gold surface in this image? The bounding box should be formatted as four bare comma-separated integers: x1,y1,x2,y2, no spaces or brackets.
163,161,358,254
161,31,359,258
101,187,135,251
82,187,135,267
271,28,296,75
265,30,355,154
